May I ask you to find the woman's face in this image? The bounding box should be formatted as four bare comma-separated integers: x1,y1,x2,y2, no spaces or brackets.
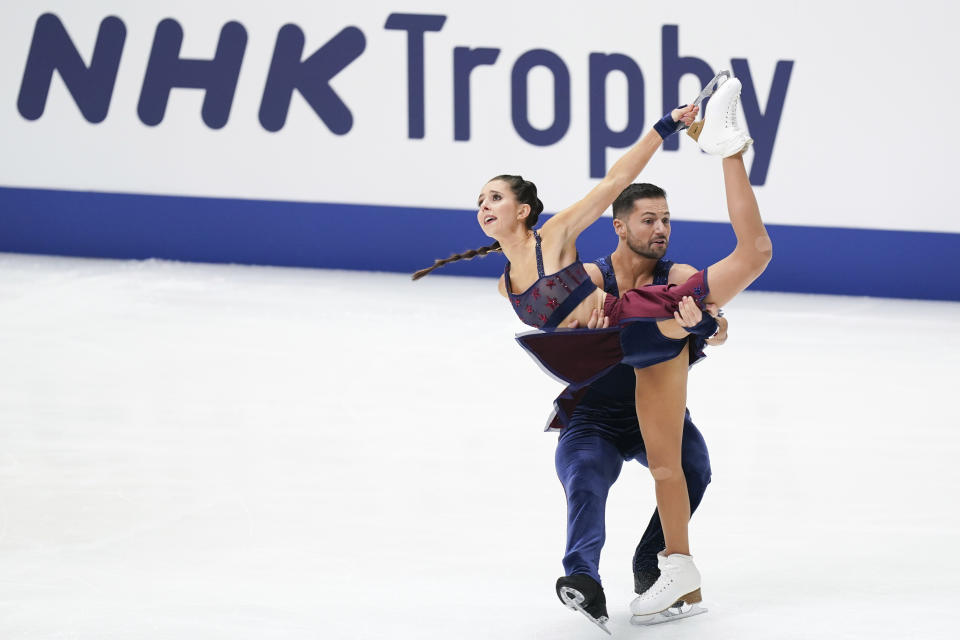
477,179,526,237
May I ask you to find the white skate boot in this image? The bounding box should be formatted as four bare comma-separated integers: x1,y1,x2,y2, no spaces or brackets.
629,553,704,622
687,76,753,157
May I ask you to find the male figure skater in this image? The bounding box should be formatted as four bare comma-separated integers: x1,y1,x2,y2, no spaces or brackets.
554,182,727,630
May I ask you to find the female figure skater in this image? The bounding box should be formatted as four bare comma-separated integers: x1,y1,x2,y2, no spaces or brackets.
414,76,771,623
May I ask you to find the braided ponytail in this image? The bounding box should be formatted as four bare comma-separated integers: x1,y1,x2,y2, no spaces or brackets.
411,241,502,280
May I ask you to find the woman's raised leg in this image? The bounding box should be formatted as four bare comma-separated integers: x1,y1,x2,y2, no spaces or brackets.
703,152,773,307
691,76,772,307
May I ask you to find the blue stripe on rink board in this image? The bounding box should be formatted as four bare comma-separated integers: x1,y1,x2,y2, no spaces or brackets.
1,185,958,301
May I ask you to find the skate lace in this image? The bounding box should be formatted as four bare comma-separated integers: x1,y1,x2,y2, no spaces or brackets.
725,99,740,129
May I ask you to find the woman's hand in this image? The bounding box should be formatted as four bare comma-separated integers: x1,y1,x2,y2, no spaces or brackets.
654,104,700,140
671,104,699,127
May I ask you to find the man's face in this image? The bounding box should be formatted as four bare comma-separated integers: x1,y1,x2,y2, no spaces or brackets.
617,197,671,259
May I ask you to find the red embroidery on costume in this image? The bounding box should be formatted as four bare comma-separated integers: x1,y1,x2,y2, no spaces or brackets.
546,297,559,310
532,288,541,300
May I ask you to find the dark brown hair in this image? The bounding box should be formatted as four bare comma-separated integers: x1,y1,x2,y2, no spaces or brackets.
612,183,667,220
411,175,544,280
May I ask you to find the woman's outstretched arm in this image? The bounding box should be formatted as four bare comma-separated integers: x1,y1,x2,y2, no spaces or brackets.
542,105,698,248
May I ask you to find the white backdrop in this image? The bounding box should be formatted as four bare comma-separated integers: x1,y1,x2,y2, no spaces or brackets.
1,0,958,233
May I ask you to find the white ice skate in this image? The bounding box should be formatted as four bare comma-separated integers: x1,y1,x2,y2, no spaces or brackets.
686,75,753,157
629,553,704,621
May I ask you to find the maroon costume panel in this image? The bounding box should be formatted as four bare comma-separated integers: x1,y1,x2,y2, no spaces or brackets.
514,328,625,431
514,329,624,384
603,269,709,324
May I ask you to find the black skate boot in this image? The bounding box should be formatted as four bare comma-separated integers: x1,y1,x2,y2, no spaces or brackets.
556,574,610,635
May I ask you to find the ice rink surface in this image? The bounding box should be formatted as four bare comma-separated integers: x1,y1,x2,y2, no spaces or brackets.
1,252,958,639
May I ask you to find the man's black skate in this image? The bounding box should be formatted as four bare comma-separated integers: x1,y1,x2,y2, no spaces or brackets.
555,575,611,635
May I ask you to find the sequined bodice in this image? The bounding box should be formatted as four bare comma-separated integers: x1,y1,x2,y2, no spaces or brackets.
505,230,596,330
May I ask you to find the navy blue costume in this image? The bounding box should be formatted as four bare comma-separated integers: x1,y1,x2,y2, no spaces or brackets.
554,256,713,586
505,230,596,329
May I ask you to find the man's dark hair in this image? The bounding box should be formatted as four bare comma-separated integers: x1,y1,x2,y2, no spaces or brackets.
612,183,667,220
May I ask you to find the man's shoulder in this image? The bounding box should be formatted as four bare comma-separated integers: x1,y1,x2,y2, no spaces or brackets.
588,254,614,278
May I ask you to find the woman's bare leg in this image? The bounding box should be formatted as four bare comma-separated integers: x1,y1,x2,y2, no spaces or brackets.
633,344,690,555
703,153,773,307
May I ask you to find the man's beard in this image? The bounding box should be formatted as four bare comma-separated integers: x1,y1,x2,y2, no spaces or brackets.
627,236,668,259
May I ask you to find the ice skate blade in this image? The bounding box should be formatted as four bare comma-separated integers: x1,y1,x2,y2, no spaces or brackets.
691,70,731,109
559,587,612,636
630,602,707,626
680,69,731,132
